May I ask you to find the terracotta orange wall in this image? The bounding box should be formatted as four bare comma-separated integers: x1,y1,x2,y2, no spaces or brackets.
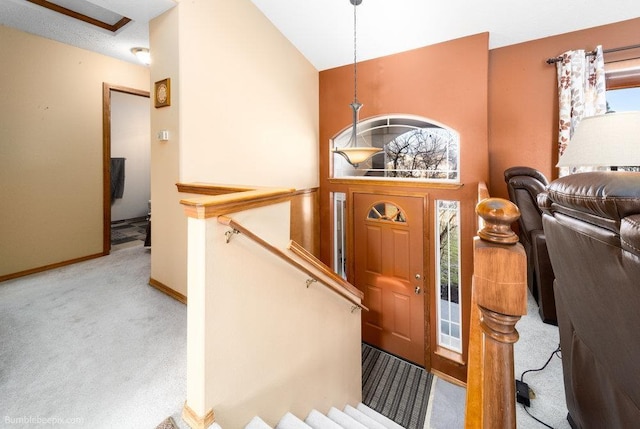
319,32,490,264
488,17,640,200
320,32,490,187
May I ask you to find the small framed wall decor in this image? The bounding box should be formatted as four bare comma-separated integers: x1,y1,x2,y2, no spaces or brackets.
154,78,171,108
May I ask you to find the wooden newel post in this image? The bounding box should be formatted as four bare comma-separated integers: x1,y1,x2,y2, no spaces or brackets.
465,198,528,429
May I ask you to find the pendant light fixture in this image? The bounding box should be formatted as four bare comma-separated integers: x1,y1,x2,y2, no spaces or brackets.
332,0,383,168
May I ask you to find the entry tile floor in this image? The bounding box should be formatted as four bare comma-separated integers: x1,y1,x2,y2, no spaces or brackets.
111,216,149,251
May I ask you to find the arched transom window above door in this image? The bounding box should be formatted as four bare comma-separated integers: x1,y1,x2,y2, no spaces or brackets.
331,115,460,182
367,202,407,223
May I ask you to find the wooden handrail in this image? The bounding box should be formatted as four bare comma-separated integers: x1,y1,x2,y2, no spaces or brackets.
465,188,527,428
178,183,295,219
217,215,367,311
288,241,363,299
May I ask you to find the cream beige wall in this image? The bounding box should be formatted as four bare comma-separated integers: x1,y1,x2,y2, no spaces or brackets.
149,0,319,296
0,25,149,279
177,0,319,188
185,202,361,426
149,6,186,297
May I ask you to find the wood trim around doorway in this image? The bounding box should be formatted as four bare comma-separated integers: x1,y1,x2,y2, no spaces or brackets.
102,83,150,255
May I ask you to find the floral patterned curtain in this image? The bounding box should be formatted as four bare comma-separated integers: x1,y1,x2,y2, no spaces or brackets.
556,46,607,175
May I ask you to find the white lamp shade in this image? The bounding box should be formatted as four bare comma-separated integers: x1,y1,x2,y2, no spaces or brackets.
557,111,640,167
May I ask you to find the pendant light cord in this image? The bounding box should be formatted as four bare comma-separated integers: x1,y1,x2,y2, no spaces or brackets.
353,1,358,103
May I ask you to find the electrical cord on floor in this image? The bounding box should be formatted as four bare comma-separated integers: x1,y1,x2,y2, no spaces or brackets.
520,343,561,383
522,402,555,429
519,343,562,429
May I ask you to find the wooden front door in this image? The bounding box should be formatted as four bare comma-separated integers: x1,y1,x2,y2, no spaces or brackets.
354,193,426,366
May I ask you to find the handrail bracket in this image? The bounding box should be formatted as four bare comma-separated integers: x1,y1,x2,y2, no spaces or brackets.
225,228,240,243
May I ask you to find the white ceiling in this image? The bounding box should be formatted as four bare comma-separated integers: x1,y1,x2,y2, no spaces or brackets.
0,0,176,65
1,0,639,70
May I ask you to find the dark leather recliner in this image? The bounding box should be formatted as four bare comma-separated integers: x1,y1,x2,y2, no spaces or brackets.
504,166,557,324
539,171,640,428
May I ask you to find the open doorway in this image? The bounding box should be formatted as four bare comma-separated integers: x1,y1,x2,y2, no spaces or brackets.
102,84,150,253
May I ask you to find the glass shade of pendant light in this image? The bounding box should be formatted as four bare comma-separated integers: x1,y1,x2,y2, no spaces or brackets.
332,0,383,168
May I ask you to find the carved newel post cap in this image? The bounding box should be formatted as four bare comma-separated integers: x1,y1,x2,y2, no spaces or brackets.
476,198,520,244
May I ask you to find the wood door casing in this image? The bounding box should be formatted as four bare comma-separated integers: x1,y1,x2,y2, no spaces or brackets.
354,192,426,366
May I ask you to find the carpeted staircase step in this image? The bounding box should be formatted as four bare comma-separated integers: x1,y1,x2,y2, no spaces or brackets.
236,403,406,429
343,405,388,429
246,416,273,429
305,409,344,429
327,407,368,429
355,404,405,429
276,412,313,429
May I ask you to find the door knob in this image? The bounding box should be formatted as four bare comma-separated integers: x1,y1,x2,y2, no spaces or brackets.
415,286,421,294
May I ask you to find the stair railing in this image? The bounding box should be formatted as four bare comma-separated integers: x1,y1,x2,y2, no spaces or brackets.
464,184,527,428
218,215,366,312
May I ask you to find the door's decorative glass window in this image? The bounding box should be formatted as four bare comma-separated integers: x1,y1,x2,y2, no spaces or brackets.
333,192,347,279
332,115,459,182
435,199,462,353
367,202,406,223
